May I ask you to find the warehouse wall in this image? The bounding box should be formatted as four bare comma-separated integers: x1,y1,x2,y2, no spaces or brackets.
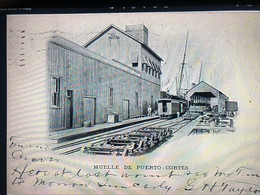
86,28,141,69
141,46,161,85
48,36,160,131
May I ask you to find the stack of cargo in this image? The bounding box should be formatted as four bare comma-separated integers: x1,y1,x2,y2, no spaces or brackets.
188,114,235,135
81,127,172,156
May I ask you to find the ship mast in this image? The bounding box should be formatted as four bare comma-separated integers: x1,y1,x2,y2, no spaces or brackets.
177,30,189,98
199,60,203,82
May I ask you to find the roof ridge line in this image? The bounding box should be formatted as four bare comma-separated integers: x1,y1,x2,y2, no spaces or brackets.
83,24,163,61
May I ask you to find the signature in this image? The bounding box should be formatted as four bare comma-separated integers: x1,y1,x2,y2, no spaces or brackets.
177,178,260,195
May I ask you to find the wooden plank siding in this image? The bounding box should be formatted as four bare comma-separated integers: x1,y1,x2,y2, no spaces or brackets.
48,36,160,131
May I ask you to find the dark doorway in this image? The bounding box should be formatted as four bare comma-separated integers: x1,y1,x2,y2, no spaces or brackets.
142,101,148,116
66,90,73,129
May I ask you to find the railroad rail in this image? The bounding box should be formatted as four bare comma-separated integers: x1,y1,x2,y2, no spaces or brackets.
51,117,194,156
82,127,172,156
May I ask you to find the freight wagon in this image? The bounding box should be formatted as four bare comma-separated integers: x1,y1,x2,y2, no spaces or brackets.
225,101,238,117
158,99,187,118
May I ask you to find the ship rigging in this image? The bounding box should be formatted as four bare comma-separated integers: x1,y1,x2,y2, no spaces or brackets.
176,30,190,99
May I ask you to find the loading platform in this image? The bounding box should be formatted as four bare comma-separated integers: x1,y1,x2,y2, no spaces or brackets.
49,116,160,144
188,113,235,135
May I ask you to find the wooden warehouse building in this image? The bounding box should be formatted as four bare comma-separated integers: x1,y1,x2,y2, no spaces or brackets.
186,81,229,112
48,24,163,131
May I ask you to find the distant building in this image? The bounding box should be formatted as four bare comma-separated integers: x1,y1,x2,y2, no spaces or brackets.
48,24,163,131
186,81,228,112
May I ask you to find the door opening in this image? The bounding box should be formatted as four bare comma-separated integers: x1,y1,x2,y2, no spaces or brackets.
122,100,130,120
83,97,96,126
66,90,73,129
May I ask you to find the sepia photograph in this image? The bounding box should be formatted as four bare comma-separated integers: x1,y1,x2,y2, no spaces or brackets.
6,9,260,195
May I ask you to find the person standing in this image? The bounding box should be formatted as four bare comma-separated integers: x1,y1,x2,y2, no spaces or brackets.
147,104,152,116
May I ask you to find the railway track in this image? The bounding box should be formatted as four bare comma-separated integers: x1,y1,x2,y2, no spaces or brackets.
52,118,167,155
52,117,193,156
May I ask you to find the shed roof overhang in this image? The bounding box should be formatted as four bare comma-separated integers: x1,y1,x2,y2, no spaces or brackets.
191,92,216,98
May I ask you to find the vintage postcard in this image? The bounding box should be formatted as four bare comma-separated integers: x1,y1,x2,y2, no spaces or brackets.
7,10,260,195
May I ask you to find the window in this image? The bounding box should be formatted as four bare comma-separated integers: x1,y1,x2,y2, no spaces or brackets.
132,63,138,67
51,77,60,107
109,87,113,107
131,52,138,67
142,63,145,71
67,90,72,98
162,101,167,112
135,92,138,107
152,69,154,76
158,73,161,79
151,95,153,109
149,67,151,74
